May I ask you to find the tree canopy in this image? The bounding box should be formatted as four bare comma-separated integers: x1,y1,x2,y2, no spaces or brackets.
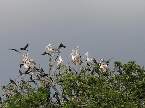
0,43,145,108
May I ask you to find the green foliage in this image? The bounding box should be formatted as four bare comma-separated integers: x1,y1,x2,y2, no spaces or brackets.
1,61,145,108
2,87,52,108
58,61,145,108
1,43,145,108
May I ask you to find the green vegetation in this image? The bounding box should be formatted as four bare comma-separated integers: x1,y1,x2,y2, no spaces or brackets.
1,43,145,108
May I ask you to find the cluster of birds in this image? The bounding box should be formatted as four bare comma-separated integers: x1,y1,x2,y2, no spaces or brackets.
0,42,111,106
0,43,67,105
70,46,110,74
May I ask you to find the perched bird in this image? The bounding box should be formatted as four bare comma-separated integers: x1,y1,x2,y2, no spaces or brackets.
58,43,66,49
92,58,98,64
20,53,36,70
87,63,91,66
23,63,29,69
30,75,34,81
19,70,23,76
20,43,29,51
57,56,63,66
100,63,108,73
84,52,93,62
62,95,69,102
71,47,81,65
45,44,59,53
86,68,91,71
53,92,61,105
40,73,48,77
9,79,17,86
21,80,26,84
20,64,24,68
2,86,6,89
41,51,52,56
29,75,37,84
99,58,104,63
40,67,44,73
71,50,75,61
68,66,72,71
85,52,98,64
24,67,31,74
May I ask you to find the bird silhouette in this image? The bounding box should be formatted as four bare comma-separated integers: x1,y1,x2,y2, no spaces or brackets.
40,68,44,73
41,52,52,56
20,43,29,51
24,67,31,74
40,73,48,77
19,70,23,76
92,58,98,64
62,95,69,102
30,75,33,81
9,49,20,53
2,86,6,89
68,66,72,71
20,64,24,68
58,43,66,49
9,79,17,86
29,75,37,85
53,92,61,105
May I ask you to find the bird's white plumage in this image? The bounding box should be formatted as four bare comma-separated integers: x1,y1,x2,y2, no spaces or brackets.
100,63,108,73
57,56,63,66
70,47,81,65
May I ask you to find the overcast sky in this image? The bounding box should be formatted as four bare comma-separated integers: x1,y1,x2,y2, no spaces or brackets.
0,0,145,83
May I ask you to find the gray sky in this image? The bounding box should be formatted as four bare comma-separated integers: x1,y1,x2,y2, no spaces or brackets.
0,0,145,83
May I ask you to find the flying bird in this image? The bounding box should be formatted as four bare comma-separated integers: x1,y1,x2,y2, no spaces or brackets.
9,49,20,53
58,43,66,49
20,43,29,51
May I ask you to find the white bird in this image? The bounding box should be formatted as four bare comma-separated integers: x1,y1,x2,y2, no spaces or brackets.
71,50,75,61
84,51,93,62
21,52,35,69
71,47,81,65
99,63,108,73
99,58,105,64
45,43,59,53
23,63,29,69
75,46,80,54
57,56,63,66
45,44,54,52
